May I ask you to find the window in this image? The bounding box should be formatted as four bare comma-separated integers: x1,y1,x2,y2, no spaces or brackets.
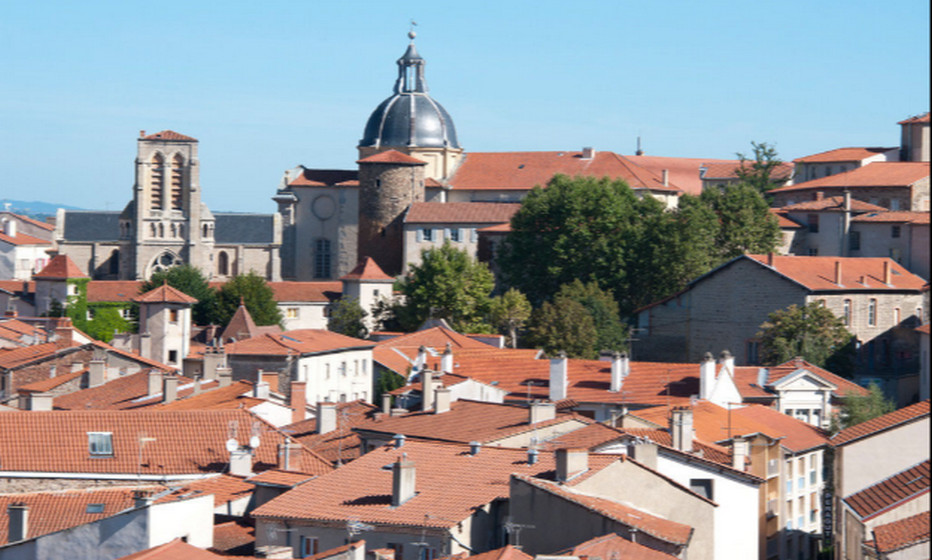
868,299,877,326
169,309,179,323
843,299,851,326
339,362,347,377
299,536,318,558
340,393,347,402
786,479,793,495
807,248,819,256
86,503,105,514
150,153,164,210
325,364,331,379
747,340,760,365
217,251,229,276
168,350,178,364
422,228,433,242
314,239,332,278
287,307,299,319
689,478,713,501
892,225,901,238
894,308,901,325
448,228,460,242
849,231,860,251
171,154,184,210
807,214,819,233
88,432,113,456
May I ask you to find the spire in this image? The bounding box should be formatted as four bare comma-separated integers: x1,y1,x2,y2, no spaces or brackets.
394,30,428,94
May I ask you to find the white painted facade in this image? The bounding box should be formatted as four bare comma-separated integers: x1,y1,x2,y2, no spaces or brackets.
296,348,374,405
771,370,836,429
279,300,330,331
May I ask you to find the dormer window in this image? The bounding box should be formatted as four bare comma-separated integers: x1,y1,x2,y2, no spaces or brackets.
88,432,113,456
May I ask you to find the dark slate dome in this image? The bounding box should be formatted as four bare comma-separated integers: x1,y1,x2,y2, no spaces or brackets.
359,38,460,150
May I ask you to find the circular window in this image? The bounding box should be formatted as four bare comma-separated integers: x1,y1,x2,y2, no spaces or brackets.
312,195,336,220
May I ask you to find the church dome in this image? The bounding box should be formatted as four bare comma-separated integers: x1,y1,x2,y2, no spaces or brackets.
359,36,460,150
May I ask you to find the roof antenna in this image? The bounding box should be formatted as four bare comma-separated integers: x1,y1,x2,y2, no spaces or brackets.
635,136,644,156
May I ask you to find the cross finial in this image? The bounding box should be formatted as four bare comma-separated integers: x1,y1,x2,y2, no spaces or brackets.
408,20,417,40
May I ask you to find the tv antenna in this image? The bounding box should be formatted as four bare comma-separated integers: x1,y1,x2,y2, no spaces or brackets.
504,518,535,548
347,517,374,539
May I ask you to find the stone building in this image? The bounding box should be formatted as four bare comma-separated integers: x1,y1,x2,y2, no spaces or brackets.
52,131,281,282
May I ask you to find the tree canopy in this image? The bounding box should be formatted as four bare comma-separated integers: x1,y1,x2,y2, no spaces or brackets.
735,141,786,194
328,297,369,339
693,182,782,259
831,384,896,433
489,288,532,349
757,302,856,377
216,272,283,327
526,297,598,359
141,264,218,325
396,242,495,333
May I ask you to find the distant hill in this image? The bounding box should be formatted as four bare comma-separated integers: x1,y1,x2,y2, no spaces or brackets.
1,199,83,222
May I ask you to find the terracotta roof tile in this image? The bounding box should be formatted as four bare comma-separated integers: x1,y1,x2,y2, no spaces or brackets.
152,380,264,411
141,130,197,142
118,538,228,559
0,341,73,369
224,329,373,356
0,410,332,476
288,168,357,188
282,400,379,464
33,255,87,279
844,460,929,520
779,196,887,212
871,511,930,553
448,151,683,193
749,358,869,397
463,546,532,560
405,202,521,224
209,519,255,556
793,147,896,163
770,209,804,229
153,474,255,509
5,212,54,232
700,161,794,181
86,281,144,303
340,257,394,281
133,283,198,304
0,280,34,295
53,371,209,410
0,231,50,246
248,469,318,487
357,150,427,165
268,281,342,302
832,400,930,446
898,112,930,125
769,162,930,193
515,475,693,546
556,532,680,560
630,155,737,196
851,211,931,224
732,404,830,452
747,254,927,292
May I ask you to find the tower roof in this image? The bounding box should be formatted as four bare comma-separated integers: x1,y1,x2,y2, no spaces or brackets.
140,130,198,142
359,35,460,150
340,257,395,282
356,150,427,165
33,255,88,280
133,283,198,305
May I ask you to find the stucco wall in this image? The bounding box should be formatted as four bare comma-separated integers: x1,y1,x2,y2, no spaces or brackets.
837,417,930,497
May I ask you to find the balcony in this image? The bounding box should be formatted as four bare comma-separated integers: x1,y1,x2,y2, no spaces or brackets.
766,498,778,518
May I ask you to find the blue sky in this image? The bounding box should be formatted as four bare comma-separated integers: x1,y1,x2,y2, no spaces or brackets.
1,1,928,213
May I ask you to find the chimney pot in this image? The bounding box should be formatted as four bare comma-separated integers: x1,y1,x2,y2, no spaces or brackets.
434,387,451,414
766,252,775,267
441,342,453,373
699,353,716,400
884,260,892,285
671,407,694,453
527,448,539,465
162,375,179,403
834,260,843,285
382,392,392,414
469,441,481,455
549,352,569,401
317,402,337,435
662,169,669,186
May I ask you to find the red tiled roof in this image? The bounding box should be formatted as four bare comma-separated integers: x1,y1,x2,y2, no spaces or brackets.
224,328,373,356
357,150,427,165
770,209,804,229
405,202,521,224
832,400,930,446
700,161,794,181
754,358,869,397
625,155,735,196
118,539,227,559
53,371,207,410
340,257,394,281
154,381,266,411
556,532,680,560
0,341,73,369
769,162,930,193
851,211,931,224
5,212,54,232
86,281,144,303
844,460,929,520
17,367,86,394
0,487,163,545
793,147,896,164
0,319,46,343
252,440,613,528
448,151,682,193
282,400,379,464
209,519,255,556
153,474,254,508
288,168,357,187
778,196,886,213
0,280,34,295
0,231,50,246
0,410,332,476
515,475,693,546
141,130,197,142
133,283,198,304
918,324,931,335
898,112,930,125
871,511,931,553
268,281,341,302
747,254,927,292
33,255,87,279
463,546,532,560
732,404,830,452
248,469,318,488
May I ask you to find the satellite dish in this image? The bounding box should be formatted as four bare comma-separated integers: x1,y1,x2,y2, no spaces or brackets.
249,435,261,449
226,438,239,453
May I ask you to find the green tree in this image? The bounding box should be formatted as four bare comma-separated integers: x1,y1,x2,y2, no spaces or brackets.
489,288,532,348
757,302,856,376
397,242,495,333
554,280,628,353
328,297,369,339
216,272,283,327
141,264,218,325
697,182,781,259
735,141,786,194
83,307,132,343
830,384,895,433
375,370,407,403
526,297,598,359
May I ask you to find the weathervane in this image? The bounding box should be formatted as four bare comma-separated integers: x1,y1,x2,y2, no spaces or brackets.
409,19,417,40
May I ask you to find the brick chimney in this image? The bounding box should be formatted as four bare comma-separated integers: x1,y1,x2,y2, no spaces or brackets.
317,402,337,434
434,387,451,414
277,441,302,471
834,260,843,286
884,260,892,285
391,456,416,506
162,375,179,403
290,381,306,424
529,400,556,424
147,369,163,397
549,351,568,401
7,503,28,542
671,407,694,453
699,352,715,400
555,448,588,482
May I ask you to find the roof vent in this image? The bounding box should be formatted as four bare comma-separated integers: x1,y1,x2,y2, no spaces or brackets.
527,448,539,465
469,441,482,456
393,434,406,448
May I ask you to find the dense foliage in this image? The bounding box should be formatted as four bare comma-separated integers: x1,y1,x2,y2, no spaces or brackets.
830,384,896,433
526,296,598,359
489,288,532,348
141,265,218,325
216,272,284,327
757,302,856,377
735,141,787,193
328,297,369,339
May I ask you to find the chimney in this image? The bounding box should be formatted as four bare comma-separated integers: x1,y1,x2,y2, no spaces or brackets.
229,448,253,477
671,407,694,453
391,456,416,506
162,375,179,403
610,351,629,392
834,260,843,286
414,345,428,374
434,387,451,414
132,489,153,509
147,369,163,397
757,367,769,387
217,366,233,388
732,437,749,471
317,402,337,435
254,370,270,399
290,381,306,424
138,332,151,360
843,190,852,211
815,191,824,200
662,169,669,187
629,441,658,470
529,400,556,424
421,371,435,411
192,374,203,395
527,448,539,465
53,318,74,346
24,392,52,411
390,407,407,417
719,350,735,378
139,130,146,138
277,442,302,471
441,343,454,373
582,146,595,159
469,441,482,456
884,260,892,285
699,352,715,400
555,448,588,482
549,352,568,401
393,434,406,448
381,392,392,415
4,220,16,238
7,503,28,542
766,252,775,267
202,347,226,380
88,358,106,387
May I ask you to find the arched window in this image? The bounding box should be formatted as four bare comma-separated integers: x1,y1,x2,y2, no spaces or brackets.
109,250,120,275
202,223,209,239
148,252,182,276
170,154,184,210
150,223,157,237
150,153,164,210
218,251,229,276
177,223,184,238
170,223,177,237
158,223,164,238
314,239,331,278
